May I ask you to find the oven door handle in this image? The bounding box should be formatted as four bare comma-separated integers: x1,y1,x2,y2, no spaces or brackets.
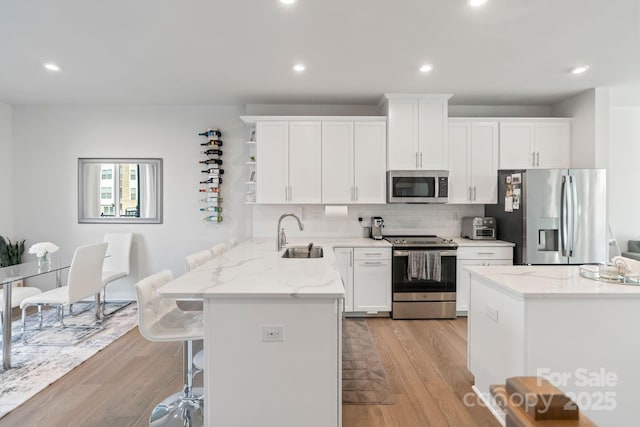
393,250,457,257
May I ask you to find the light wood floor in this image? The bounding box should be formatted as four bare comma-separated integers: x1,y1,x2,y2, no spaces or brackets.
1,317,499,427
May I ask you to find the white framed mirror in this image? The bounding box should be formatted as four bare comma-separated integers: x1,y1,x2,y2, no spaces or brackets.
78,158,163,224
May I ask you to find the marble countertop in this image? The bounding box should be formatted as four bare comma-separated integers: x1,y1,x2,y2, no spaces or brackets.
450,237,515,247
466,265,640,298
157,237,390,300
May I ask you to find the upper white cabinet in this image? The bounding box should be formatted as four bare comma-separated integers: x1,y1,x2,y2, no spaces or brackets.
244,116,386,205
322,121,386,204
448,121,499,204
499,120,571,169
289,121,322,203
382,94,452,170
255,120,321,203
255,121,289,203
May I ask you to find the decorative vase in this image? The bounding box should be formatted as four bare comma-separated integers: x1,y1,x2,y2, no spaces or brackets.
38,253,50,271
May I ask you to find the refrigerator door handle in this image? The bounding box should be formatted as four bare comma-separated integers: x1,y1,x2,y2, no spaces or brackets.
569,175,577,257
560,175,568,257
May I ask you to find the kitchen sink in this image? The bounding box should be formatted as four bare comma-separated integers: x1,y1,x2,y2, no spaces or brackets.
281,246,324,258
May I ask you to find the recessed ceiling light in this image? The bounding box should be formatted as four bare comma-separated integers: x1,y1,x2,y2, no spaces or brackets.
571,65,590,75
468,0,488,7
419,64,434,73
43,63,61,72
280,0,296,4
293,64,306,72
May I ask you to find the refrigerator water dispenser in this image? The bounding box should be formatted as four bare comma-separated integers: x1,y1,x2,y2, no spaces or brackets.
537,217,559,252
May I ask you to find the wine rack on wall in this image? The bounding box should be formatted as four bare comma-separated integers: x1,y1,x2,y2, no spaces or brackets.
198,128,223,223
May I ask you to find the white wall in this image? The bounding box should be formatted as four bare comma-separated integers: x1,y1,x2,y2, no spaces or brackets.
0,103,13,240
551,88,610,169
12,105,251,298
245,104,381,116
609,106,640,251
448,104,552,117
252,204,484,239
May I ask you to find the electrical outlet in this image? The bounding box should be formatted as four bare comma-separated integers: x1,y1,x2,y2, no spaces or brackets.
260,325,285,342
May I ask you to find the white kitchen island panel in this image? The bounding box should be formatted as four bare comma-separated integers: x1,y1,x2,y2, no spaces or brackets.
467,265,640,427
204,297,341,427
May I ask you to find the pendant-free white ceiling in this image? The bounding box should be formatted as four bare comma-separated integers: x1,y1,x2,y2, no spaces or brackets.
0,0,638,105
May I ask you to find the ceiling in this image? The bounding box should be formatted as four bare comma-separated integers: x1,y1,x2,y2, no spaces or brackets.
1,0,639,106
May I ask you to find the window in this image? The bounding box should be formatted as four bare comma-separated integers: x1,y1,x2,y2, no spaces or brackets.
101,187,112,199
78,158,163,224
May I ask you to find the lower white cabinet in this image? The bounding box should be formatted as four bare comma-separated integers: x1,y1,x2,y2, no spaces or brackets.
334,247,354,312
456,246,513,315
334,247,391,314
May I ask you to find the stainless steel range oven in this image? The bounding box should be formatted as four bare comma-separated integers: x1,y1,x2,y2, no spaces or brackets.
385,236,458,319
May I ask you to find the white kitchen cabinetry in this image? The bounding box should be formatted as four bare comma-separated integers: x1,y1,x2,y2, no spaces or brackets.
499,120,570,169
334,247,354,312
335,247,391,315
255,120,321,203
383,94,452,170
353,248,391,313
456,246,513,315
448,121,499,204
322,121,386,204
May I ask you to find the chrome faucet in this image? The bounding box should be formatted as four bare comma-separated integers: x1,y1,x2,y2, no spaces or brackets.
277,213,304,251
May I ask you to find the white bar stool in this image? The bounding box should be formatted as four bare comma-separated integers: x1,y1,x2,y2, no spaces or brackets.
135,270,204,427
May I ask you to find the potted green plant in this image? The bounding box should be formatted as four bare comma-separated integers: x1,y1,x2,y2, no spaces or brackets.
0,236,25,267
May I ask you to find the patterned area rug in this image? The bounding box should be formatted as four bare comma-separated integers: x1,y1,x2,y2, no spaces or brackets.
0,301,138,418
342,318,396,405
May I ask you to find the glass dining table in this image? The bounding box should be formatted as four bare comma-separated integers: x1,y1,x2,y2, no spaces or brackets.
0,256,72,370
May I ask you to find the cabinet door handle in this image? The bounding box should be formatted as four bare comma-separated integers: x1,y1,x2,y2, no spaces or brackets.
285,186,288,202
468,186,472,201
289,186,292,201
415,152,419,168
355,186,358,201
536,151,540,167
362,261,383,265
473,186,477,201
419,152,423,168
364,252,381,256
478,252,495,255
531,152,536,167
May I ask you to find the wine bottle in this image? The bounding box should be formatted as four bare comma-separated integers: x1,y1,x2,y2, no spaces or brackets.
200,177,223,184
198,187,219,193
199,196,223,203
198,129,222,138
199,158,223,165
201,168,224,174
199,206,223,212
201,149,223,156
203,215,223,223
200,140,223,147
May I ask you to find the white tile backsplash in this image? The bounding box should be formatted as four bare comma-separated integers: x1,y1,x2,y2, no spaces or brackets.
251,204,484,239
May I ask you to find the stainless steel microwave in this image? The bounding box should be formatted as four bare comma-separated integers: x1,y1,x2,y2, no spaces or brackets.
387,170,449,203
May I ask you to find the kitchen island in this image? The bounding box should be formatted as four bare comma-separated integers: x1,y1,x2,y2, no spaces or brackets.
466,265,640,427
157,237,390,427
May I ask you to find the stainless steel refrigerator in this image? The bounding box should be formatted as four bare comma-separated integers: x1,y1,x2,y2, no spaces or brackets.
485,169,607,265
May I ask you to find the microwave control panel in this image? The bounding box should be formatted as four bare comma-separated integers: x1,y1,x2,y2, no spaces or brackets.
438,177,448,197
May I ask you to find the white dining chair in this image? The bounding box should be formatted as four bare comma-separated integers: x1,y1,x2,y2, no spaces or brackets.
101,232,133,316
184,249,214,273
0,283,42,329
20,242,108,341
135,270,204,426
